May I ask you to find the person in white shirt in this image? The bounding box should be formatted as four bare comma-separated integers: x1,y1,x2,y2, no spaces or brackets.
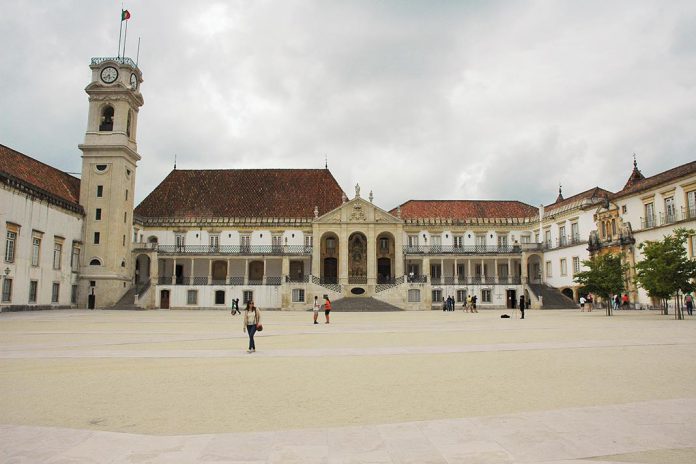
312,295,321,324
579,296,586,312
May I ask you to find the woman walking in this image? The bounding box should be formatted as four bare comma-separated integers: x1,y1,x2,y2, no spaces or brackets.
243,300,261,353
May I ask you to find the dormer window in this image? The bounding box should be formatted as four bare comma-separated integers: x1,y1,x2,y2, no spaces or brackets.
99,105,114,131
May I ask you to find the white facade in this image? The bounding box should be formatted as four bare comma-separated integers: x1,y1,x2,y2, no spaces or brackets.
1,186,83,309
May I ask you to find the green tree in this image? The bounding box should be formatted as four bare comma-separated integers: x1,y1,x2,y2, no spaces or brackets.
574,253,628,316
634,228,696,319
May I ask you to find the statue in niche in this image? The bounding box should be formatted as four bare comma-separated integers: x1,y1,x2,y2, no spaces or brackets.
349,234,366,276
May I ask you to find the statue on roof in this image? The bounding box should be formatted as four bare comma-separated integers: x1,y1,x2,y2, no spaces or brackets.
355,183,360,198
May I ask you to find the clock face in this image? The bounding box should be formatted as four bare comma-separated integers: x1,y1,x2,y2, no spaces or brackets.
100,66,118,84
130,73,138,90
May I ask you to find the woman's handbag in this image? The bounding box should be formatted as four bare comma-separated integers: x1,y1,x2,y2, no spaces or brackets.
256,323,263,332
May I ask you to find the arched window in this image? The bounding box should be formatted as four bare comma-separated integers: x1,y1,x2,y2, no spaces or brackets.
611,219,617,236
99,105,114,131
89,258,102,266
126,110,132,137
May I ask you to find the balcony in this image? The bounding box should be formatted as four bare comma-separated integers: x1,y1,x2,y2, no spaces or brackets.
91,56,137,68
640,207,695,231
403,245,522,255
430,276,522,286
542,235,585,250
156,245,312,256
157,276,283,286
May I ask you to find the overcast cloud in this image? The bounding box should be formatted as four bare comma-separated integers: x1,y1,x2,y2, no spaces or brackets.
1,0,695,211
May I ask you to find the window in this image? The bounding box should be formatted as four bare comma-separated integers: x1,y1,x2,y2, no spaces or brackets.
99,105,114,131
690,235,696,257
521,235,531,244
125,189,129,201
432,289,442,303
89,258,101,266
51,282,60,303
243,290,254,304
481,289,491,303
71,246,80,271
544,230,551,247
497,235,508,247
210,234,220,251
29,280,38,303
456,289,466,303
644,202,655,227
408,235,419,248
545,261,552,278
2,278,12,302
325,237,335,251
688,191,696,219
664,197,676,223
611,219,617,236
126,110,132,137
380,237,389,251
408,289,420,302
71,285,78,304
124,212,127,224
122,235,125,246
31,237,41,266
601,221,606,238
535,232,540,243
187,290,198,305
214,290,225,305
175,234,185,250
559,225,566,246
475,235,486,247
292,288,305,302
95,208,102,221
304,235,313,249
571,222,579,242
94,232,100,245
5,230,17,263
240,235,251,253
272,235,282,252
453,235,463,249
53,242,62,269
96,164,108,172
97,185,103,197
622,205,627,214
430,264,442,279
572,257,580,274
560,258,567,276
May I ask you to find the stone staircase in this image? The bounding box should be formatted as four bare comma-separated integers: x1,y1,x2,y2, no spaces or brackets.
329,297,402,312
110,286,145,310
530,283,577,309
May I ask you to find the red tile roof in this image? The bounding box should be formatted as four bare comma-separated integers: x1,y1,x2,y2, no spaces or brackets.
134,169,345,219
612,160,696,199
391,200,539,220
0,143,83,214
545,186,612,212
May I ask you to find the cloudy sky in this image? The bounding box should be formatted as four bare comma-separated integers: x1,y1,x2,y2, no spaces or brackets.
1,0,695,210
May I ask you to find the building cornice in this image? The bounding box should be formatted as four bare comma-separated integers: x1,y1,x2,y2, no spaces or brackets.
0,172,85,216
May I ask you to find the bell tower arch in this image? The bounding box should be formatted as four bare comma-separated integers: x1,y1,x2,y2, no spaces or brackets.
77,56,144,308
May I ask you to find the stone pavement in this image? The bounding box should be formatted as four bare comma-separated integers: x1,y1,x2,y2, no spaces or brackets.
1,309,695,463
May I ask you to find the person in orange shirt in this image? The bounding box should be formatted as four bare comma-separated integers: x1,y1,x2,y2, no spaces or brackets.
324,296,332,324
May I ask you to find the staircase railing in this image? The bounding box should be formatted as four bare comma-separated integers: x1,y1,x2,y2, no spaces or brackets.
135,278,151,297
311,275,341,293
376,275,404,293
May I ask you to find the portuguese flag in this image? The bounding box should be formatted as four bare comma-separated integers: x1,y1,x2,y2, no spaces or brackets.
121,9,131,21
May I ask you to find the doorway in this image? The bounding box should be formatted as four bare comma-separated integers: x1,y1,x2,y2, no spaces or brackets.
506,289,517,309
160,290,170,309
323,257,337,284
377,258,391,283
88,294,96,310
175,265,184,285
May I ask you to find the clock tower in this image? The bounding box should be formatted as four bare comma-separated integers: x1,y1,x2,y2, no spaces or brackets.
77,57,144,308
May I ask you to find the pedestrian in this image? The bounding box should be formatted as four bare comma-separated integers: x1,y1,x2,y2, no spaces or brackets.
472,295,478,312
519,295,525,319
621,293,629,308
685,293,693,316
465,294,472,312
614,294,620,311
242,300,261,353
579,295,586,311
312,295,321,324
324,296,332,323
586,293,593,312
231,297,240,315
442,297,447,312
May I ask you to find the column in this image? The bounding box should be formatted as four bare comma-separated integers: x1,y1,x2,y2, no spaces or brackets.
423,257,430,282
494,258,498,284
454,258,458,284
262,257,267,285
507,258,512,284
521,254,528,283
394,228,404,278
172,258,177,285
227,258,232,285
339,226,348,285
190,258,194,284
467,259,471,284
311,229,320,281
281,256,290,281
367,226,376,286
208,259,213,284
244,258,249,285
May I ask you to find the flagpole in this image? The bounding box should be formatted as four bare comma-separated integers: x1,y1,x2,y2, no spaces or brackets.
123,16,129,58
117,13,123,58
136,37,141,67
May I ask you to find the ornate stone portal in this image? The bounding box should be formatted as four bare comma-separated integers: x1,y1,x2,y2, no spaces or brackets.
349,233,367,277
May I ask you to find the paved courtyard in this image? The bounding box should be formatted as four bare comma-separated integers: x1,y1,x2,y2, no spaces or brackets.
1,308,695,463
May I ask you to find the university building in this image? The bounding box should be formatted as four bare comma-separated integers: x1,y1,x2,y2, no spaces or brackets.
2,55,695,311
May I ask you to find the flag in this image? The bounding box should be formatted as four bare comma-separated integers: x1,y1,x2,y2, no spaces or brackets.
121,10,131,21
